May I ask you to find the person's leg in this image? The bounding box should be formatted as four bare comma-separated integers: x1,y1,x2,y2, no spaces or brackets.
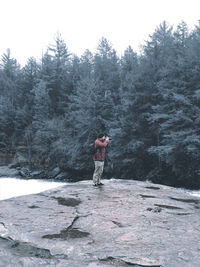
97,161,104,184
93,161,101,185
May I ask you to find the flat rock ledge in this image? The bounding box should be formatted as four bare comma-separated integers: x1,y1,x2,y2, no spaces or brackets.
0,179,199,267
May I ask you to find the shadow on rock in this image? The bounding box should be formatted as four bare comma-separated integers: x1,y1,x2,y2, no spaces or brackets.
0,237,53,259
42,228,89,240
52,197,81,207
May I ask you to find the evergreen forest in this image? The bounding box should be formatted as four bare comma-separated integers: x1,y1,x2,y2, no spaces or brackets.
0,21,200,189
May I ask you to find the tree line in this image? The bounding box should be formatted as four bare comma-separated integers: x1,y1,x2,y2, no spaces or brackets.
0,21,200,189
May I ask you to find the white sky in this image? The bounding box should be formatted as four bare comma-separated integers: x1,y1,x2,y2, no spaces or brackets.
0,0,200,66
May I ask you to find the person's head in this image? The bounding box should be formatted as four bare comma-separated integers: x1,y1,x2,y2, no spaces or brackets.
98,133,105,140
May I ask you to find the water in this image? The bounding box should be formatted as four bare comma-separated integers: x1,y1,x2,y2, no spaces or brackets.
188,190,200,198
175,187,200,198
0,177,66,201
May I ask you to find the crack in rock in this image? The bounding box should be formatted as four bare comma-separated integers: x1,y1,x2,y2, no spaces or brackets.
99,256,161,267
167,212,192,216
145,186,160,190
28,205,39,209
112,220,123,227
169,197,200,205
154,204,183,210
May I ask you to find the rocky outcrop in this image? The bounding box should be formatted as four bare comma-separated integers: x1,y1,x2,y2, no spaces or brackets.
0,166,20,178
0,179,199,266
0,164,75,182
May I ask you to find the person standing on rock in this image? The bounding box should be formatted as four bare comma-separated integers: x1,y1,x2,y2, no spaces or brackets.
93,134,109,186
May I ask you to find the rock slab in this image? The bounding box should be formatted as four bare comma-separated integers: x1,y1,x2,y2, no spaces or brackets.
0,179,199,267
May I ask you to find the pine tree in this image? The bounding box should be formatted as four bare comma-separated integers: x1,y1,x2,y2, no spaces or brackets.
47,33,71,115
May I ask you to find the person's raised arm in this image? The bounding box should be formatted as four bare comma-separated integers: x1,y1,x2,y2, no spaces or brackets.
95,138,109,148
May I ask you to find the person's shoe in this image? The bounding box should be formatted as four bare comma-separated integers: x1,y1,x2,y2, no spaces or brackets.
98,182,104,186
93,184,98,187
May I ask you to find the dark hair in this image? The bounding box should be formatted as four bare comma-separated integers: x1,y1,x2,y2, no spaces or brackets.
98,133,105,139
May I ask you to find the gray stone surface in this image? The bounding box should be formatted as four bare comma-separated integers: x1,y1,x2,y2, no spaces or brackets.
0,179,199,267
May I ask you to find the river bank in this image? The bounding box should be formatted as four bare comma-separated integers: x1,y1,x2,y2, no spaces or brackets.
1,165,200,200
0,165,76,182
